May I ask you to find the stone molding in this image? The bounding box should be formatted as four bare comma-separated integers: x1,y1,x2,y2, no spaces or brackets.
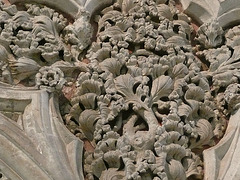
0,82,84,180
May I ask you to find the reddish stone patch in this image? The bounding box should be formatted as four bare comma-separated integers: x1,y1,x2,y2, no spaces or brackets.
191,22,199,32
62,83,77,101
82,58,90,64
83,139,95,152
3,0,10,5
175,0,183,12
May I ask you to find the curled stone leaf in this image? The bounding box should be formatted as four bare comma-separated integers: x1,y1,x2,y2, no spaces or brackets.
196,20,223,48
100,168,125,180
157,4,173,20
224,83,240,111
103,151,121,168
115,74,148,109
79,109,100,141
172,63,189,79
99,58,122,76
92,157,107,178
168,159,186,180
189,119,213,149
115,74,135,97
77,79,103,95
151,75,173,104
71,93,98,118
185,85,205,101
183,153,203,178
9,57,40,82
225,25,240,48
122,0,136,15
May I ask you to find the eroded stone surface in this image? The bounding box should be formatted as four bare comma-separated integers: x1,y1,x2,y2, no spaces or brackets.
0,0,240,180
180,0,240,28
0,83,84,180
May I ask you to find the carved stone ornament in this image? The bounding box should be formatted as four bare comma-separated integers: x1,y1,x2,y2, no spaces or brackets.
0,83,84,180
179,0,240,28
0,0,240,180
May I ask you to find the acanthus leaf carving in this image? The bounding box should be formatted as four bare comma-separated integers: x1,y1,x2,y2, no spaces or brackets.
2,0,240,180
115,74,149,110
195,20,224,49
79,109,100,141
150,75,173,104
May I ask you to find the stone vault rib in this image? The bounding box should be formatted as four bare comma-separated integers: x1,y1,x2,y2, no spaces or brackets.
0,82,84,180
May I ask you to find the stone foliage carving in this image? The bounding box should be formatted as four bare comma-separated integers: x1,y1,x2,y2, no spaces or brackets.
195,20,223,49
197,20,240,180
0,1,89,179
1,0,240,180
67,0,224,179
36,66,66,90
0,1,93,85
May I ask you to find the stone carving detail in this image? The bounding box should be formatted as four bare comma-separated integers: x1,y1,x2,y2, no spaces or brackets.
67,0,224,179
180,0,240,27
1,0,240,180
195,20,223,49
36,66,66,90
0,1,92,85
197,22,240,180
0,1,89,180
0,83,84,180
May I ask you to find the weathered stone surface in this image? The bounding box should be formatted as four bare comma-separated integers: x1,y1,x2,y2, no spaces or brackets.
1,0,240,180
0,82,84,180
180,0,240,27
204,84,240,180
200,23,240,179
